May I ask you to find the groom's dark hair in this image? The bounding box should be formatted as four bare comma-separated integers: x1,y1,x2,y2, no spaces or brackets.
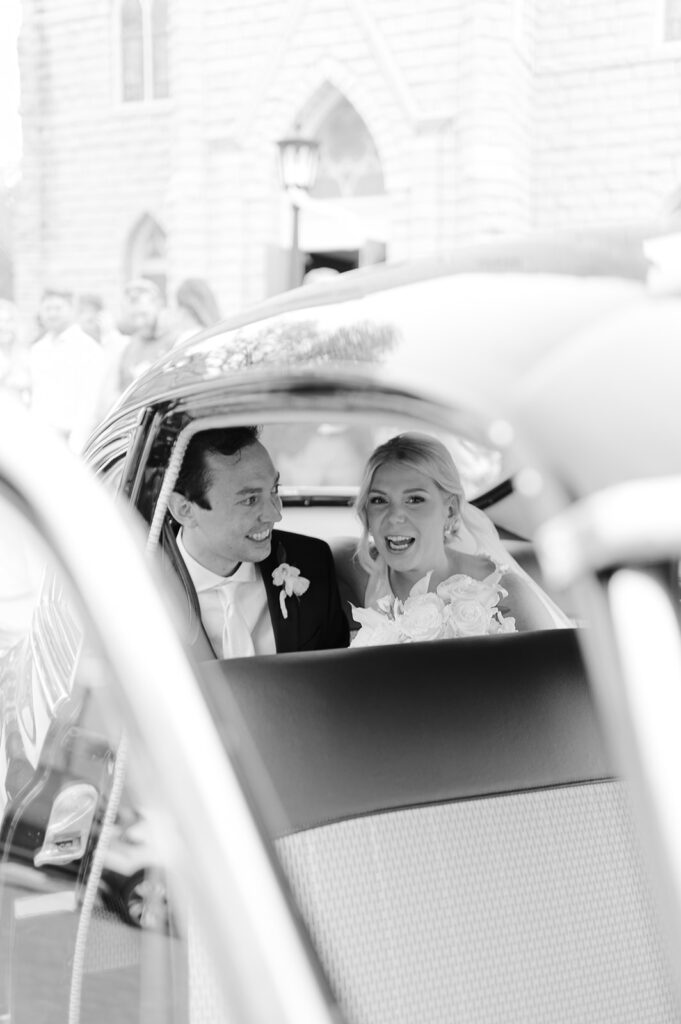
175,425,261,509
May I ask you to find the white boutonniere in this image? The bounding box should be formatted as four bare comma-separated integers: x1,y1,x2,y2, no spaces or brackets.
272,563,310,619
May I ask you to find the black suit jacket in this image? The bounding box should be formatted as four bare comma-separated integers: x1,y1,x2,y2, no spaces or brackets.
161,522,349,659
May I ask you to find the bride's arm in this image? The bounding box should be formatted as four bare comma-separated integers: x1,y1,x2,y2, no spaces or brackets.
499,571,559,631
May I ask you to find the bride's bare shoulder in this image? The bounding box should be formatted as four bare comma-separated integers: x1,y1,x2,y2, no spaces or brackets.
446,549,496,580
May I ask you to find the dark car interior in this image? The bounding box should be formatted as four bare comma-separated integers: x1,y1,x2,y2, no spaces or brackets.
158,473,575,657
200,629,680,1023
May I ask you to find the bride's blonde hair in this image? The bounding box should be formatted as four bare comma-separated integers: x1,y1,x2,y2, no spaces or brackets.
354,432,464,574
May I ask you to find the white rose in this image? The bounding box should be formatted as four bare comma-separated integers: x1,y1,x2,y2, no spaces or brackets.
397,593,446,642
445,598,493,637
437,574,501,609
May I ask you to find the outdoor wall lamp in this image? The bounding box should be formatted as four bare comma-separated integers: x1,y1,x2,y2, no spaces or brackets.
276,132,320,289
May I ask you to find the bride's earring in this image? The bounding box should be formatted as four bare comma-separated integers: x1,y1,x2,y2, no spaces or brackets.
444,504,459,538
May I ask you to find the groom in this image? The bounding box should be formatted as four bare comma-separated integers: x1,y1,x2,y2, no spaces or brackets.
167,425,349,658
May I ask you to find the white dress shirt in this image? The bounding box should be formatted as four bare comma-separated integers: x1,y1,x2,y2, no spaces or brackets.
29,324,107,451
176,531,276,658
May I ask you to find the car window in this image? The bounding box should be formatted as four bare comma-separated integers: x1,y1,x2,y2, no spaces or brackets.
260,420,503,499
0,488,207,1024
144,412,575,637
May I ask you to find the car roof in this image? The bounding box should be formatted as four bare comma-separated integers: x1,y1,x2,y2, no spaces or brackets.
95,235,681,503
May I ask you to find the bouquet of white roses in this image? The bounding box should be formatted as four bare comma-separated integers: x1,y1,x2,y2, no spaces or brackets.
350,570,516,647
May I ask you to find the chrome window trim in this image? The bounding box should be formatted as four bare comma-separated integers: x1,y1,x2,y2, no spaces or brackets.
122,407,165,505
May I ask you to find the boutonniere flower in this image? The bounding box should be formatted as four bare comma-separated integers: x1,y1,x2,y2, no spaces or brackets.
272,563,310,619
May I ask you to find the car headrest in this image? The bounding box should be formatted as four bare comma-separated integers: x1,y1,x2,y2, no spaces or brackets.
201,628,612,838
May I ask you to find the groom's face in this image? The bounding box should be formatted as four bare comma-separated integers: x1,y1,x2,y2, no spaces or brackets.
181,441,283,576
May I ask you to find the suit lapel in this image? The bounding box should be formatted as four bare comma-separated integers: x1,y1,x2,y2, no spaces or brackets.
260,534,300,653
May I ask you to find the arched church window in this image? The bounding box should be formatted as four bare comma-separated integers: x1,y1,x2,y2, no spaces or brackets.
118,0,169,103
310,97,385,200
664,0,681,39
151,0,169,99
125,214,167,298
121,0,144,102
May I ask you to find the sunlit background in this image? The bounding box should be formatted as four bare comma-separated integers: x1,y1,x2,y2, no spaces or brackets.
0,1,21,181
0,0,21,311
3,2,681,357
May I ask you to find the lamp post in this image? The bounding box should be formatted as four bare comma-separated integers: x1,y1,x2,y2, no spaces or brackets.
276,133,320,289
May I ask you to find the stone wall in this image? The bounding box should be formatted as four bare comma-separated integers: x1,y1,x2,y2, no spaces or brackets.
12,0,681,320
533,0,681,229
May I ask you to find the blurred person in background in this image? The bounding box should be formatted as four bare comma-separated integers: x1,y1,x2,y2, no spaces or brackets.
77,292,126,353
175,277,222,343
97,276,178,418
118,277,178,386
29,287,107,451
0,299,30,404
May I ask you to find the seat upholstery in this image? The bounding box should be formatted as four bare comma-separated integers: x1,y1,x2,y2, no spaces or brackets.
328,536,367,626
204,630,610,838
201,632,679,1024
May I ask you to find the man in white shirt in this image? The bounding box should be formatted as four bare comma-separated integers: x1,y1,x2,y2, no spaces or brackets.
29,288,107,452
167,426,349,659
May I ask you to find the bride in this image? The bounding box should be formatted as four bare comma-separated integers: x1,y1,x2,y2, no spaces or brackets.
350,432,569,645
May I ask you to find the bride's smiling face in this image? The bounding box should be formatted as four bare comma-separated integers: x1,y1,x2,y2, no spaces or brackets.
366,461,455,575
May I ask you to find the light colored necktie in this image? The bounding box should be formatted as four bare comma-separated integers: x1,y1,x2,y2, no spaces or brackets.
218,582,255,659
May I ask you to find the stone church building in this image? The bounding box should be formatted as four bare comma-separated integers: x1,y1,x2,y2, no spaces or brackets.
13,0,681,319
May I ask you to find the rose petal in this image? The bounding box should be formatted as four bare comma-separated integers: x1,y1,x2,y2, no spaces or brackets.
272,563,290,586
351,604,388,629
409,572,433,598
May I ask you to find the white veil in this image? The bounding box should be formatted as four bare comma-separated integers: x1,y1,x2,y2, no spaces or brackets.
452,500,571,628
